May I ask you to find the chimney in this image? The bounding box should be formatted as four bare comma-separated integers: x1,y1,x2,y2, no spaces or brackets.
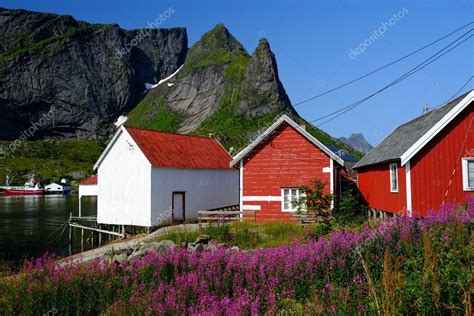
422,104,430,114
299,120,307,130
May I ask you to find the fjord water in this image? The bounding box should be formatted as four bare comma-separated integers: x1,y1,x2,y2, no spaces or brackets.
0,195,96,264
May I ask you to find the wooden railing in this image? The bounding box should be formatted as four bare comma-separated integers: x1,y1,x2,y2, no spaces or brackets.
198,205,328,226
291,213,320,226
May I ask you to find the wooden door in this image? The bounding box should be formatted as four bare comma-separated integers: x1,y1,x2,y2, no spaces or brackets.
172,192,185,222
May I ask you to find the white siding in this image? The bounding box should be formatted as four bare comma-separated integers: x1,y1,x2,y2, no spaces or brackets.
151,168,239,224
97,131,152,226
79,184,98,197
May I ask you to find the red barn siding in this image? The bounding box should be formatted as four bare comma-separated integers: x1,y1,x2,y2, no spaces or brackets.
410,103,474,216
357,163,407,215
242,123,332,221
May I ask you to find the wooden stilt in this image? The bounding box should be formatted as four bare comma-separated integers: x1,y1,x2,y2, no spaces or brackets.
81,228,84,252
68,212,72,256
98,224,102,246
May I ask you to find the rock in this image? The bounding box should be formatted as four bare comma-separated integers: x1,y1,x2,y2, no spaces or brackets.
339,133,374,154
237,38,296,118
128,24,306,150
112,253,128,264
154,240,175,254
195,235,211,245
205,241,225,252
0,8,187,141
188,243,204,252
158,239,176,248
128,248,147,260
125,247,134,256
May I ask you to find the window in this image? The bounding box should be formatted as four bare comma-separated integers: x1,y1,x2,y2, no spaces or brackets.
281,188,305,212
389,163,398,192
462,158,474,191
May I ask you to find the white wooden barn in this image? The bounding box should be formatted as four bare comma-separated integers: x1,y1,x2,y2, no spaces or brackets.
93,126,239,227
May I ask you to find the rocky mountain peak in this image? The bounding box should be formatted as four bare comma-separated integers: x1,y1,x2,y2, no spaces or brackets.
0,10,362,158
185,24,248,67
339,133,373,154
237,37,296,118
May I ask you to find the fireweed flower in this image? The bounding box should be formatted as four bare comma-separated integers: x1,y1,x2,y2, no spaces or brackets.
6,201,472,314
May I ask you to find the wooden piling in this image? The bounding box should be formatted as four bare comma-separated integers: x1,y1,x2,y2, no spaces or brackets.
98,224,102,246
68,212,72,256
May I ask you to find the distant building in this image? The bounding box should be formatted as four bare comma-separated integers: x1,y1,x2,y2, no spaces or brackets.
78,175,98,216
231,115,354,222
45,180,72,195
93,126,238,227
354,90,473,216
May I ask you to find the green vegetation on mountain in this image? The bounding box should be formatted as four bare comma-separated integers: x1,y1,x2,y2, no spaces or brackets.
0,140,104,186
127,24,362,158
127,95,182,132
1,11,363,182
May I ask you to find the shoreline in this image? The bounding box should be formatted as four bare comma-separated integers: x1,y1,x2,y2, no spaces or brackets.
58,223,201,265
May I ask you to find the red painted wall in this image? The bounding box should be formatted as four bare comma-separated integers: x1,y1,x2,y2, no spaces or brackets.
357,162,407,215
410,103,474,216
242,123,333,222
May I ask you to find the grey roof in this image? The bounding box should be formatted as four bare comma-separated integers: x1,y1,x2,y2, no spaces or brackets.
353,91,471,169
325,144,359,163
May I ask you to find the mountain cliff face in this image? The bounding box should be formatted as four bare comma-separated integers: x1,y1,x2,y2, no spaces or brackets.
339,133,373,154
1,8,360,157
127,24,298,149
0,8,187,140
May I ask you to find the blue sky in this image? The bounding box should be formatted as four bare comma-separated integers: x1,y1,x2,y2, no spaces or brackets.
2,0,472,145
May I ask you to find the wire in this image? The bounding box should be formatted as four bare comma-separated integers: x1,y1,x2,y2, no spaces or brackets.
442,115,473,204
316,34,472,126
293,21,473,107
432,75,473,109
308,31,472,127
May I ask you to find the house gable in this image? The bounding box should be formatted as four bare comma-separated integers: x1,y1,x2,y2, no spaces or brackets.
240,122,336,221
401,92,473,166
354,90,473,169
231,114,344,167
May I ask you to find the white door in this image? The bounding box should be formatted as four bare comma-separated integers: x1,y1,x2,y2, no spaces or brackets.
172,192,185,222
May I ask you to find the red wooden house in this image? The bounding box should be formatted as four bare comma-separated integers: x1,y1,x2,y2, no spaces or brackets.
231,115,352,221
354,90,473,217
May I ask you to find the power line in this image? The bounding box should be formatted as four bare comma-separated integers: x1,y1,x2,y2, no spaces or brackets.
308,31,472,127
432,75,473,109
315,34,472,127
293,22,473,107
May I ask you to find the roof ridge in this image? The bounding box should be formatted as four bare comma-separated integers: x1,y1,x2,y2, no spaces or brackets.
125,126,218,141
397,91,471,128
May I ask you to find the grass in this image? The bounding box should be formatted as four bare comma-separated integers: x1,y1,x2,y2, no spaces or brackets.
127,100,182,132
1,28,79,60
153,216,367,250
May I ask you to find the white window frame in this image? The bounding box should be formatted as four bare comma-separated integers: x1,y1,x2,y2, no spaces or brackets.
389,163,399,193
281,187,305,212
462,158,474,191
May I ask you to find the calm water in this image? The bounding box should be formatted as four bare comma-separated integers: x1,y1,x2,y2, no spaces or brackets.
0,195,97,263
